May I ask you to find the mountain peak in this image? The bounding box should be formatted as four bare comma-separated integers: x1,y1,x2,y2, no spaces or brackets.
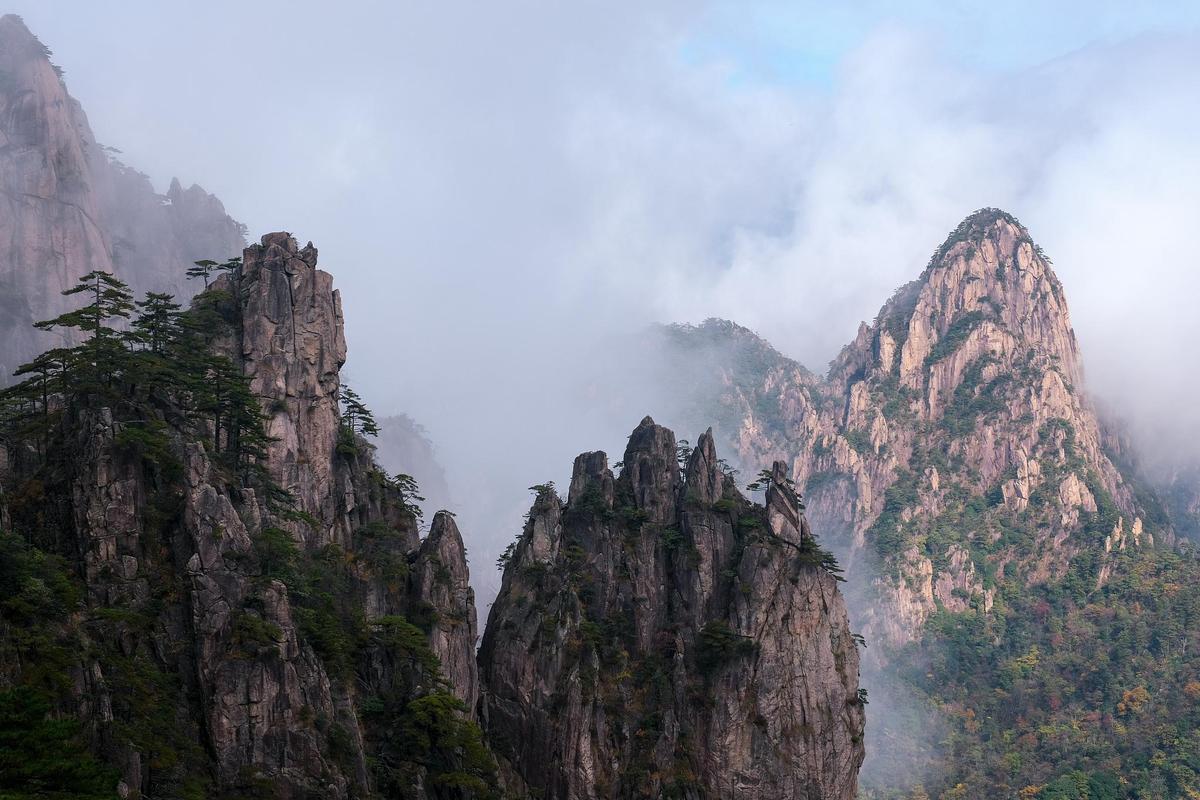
0,14,43,50
930,207,1026,262
914,208,1054,294
931,206,1027,250
682,208,1159,645
844,206,1079,395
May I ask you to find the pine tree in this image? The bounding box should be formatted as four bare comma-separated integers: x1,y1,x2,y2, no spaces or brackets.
747,468,805,512
0,258,289,510
0,347,71,453
131,292,182,355
186,351,282,500
34,270,135,340
391,472,425,520
32,270,134,391
340,386,379,437
186,256,241,289
186,259,218,288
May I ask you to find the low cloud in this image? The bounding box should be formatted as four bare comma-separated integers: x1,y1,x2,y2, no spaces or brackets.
15,0,1200,628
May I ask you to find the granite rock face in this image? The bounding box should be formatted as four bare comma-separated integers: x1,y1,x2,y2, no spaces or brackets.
478,418,865,800
0,233,482,799
190,233,482,796
413,511,480,709
0,14,245,379
224,234,347,546
660,209,1169,653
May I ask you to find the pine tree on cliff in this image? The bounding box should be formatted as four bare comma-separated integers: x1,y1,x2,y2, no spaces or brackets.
340,386,379,437
185,256,240,289
0,347,70,455
2,271,136,450
0,263,283,504
131,292,182,355
32,270,134,391
220,361,275,490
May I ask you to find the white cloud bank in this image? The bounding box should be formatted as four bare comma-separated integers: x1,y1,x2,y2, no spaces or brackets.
9,2,1200,584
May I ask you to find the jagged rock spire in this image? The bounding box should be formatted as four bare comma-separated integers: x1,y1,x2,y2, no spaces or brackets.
227,233,347,544
414,511,479,709
684,427,724,506
765,459,806,544
479,416,864,799
568,450,614,507
622,415,679,525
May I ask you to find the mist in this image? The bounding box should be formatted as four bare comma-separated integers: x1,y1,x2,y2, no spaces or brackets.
12,1,1200,617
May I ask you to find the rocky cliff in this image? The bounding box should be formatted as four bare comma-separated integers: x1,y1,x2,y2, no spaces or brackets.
0,233,485,799
0,14,245,378
0,232,868,799
663,209,1169,652
478,417,865,800
217,234,349,546
0,21,870,795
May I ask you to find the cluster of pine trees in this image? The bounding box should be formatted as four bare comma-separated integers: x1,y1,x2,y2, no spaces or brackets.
0,260,479,798
0,260,281,498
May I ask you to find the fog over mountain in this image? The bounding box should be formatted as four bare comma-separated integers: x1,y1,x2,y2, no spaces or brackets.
11,1,1200,603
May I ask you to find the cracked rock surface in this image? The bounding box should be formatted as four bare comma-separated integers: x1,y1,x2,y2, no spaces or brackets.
479,418,865,800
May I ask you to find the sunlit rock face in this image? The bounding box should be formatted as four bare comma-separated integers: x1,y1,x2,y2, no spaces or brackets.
659,209,1169,653
0,13,244,379
479,418,865,800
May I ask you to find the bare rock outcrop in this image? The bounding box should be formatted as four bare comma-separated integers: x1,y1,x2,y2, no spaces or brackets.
228,234,347,544
478,419,865,800
661,209,1169,655
413,511,479,709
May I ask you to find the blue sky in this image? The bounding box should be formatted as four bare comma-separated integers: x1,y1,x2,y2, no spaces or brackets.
683,1,1200,84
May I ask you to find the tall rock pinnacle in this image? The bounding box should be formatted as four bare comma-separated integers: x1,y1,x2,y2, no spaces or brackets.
232,233,347,544
478,418,865,799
